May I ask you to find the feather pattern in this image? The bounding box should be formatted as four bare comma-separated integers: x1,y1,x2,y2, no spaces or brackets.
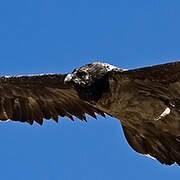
1,61,180,166
0,74,105,125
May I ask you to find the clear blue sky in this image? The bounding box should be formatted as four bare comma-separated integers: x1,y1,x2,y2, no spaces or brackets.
0,0,180,179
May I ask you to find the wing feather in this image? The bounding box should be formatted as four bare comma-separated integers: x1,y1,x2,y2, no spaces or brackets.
122,61,180,83
109,61,180,165
0,74,105,124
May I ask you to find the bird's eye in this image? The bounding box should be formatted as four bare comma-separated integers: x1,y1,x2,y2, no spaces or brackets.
76,71,87,78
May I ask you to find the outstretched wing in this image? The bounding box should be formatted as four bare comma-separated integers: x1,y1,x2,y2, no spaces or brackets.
110,61,180,165
123,61,180,83
0,74,105,125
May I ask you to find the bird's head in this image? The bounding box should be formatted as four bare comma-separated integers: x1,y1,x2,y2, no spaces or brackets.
64,62,121,102
64,62,119,87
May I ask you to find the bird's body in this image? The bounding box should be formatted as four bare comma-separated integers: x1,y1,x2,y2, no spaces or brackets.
1,61,180,165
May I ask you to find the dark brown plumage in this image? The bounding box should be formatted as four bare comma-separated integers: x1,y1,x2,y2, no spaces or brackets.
0,74,105,125
1,61,180,166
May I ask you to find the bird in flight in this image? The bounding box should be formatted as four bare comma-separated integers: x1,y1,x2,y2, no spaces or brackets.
1,61,180,166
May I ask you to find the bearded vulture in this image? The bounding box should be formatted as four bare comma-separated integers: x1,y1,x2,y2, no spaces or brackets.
1,61,180,165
